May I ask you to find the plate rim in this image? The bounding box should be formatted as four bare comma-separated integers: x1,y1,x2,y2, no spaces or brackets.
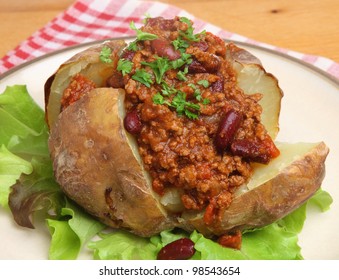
1,36,338,86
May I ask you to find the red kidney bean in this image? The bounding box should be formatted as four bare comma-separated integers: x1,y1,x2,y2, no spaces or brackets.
121,49,135,61
201,54,221,73
151,38,181,60
106,70,124,88
231,136,280,164
187,59,207,73
157,238,195,260
192,41,209,52
211,77,224,93
123,109,142,135
214,110,243,152
230,139,269,164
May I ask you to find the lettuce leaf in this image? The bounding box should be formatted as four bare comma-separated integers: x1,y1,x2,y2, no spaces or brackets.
47,200,105,260
8,157,64,228
0,145,33,207
0,85,49,158
88,231,160,260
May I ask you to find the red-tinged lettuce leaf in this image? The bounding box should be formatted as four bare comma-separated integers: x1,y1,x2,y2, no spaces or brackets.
8,157,64,228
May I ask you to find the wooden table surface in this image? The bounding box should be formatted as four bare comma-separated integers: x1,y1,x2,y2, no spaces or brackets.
0,0,338,62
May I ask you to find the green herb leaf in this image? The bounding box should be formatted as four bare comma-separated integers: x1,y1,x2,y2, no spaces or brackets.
117,59,133,76
127,40,138,51
132,69,153,87
179,17,204,42
130,21,158,41
152,93,170,106
99,46,113,63
170,91,200,119
189,83,203,102
177,66,188,81
203,98,211,105
161,82,177,96
152,93,165,105
172,38,190,51
142,57,171,84
171,53,192,69
198,79,210,88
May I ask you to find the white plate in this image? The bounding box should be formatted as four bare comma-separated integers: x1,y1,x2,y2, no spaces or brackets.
0,39,338,260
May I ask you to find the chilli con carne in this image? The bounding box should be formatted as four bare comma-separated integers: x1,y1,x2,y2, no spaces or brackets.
60,17,280,227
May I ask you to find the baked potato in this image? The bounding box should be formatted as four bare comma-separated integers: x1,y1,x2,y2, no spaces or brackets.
49,87,328,237
46,17,329,242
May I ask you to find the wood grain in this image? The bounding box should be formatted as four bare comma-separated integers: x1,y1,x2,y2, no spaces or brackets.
0,0,338,62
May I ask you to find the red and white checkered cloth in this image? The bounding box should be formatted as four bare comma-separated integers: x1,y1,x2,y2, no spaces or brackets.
0,0,338,79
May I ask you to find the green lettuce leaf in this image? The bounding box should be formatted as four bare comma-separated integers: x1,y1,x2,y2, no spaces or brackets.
88,231,160,260
47,200,105,260
0,145,33,207
309,188,333,212
0,85,48,157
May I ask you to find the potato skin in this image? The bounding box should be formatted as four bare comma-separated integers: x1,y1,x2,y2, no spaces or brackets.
180,142,329,236
49,88,175,237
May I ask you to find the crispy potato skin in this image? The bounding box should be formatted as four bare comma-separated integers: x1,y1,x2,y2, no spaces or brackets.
49,88,175,237
181,142,329,236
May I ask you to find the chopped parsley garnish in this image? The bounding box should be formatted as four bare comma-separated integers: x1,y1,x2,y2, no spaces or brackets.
130,21,158,41
172,91,200,119
152,92,171,106
127,41,138,51
142,57,171,84
172,38,190,51
152,83,201,120
132,69,153,88
179,17,206,42
177,66,188,81
117,59,133,76
197,79,209,88
171,53,192,69
121,17,210,120
99,46,113,63
127,21,158,52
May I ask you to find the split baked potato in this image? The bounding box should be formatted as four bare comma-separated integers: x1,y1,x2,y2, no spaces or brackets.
45,17,329,239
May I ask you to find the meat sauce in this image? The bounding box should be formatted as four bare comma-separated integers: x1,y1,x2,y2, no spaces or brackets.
61,17,279,228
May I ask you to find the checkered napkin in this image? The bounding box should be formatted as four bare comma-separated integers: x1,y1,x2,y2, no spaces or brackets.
0,0,338,79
